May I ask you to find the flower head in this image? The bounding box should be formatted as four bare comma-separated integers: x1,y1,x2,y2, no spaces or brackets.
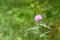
35,14,43,22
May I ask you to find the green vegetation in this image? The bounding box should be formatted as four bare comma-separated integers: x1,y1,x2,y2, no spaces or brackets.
0,0,60,40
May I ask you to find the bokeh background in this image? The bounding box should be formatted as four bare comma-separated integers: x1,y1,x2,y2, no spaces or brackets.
0,0,60,40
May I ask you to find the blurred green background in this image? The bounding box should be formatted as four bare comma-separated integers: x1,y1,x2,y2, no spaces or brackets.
0,0,60,40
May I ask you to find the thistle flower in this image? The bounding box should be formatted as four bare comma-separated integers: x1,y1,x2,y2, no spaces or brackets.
35,14,43,22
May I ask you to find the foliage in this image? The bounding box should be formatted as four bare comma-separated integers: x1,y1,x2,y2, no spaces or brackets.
0,0,60,40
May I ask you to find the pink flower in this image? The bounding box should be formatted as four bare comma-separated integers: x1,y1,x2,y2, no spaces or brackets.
35,15,43,22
